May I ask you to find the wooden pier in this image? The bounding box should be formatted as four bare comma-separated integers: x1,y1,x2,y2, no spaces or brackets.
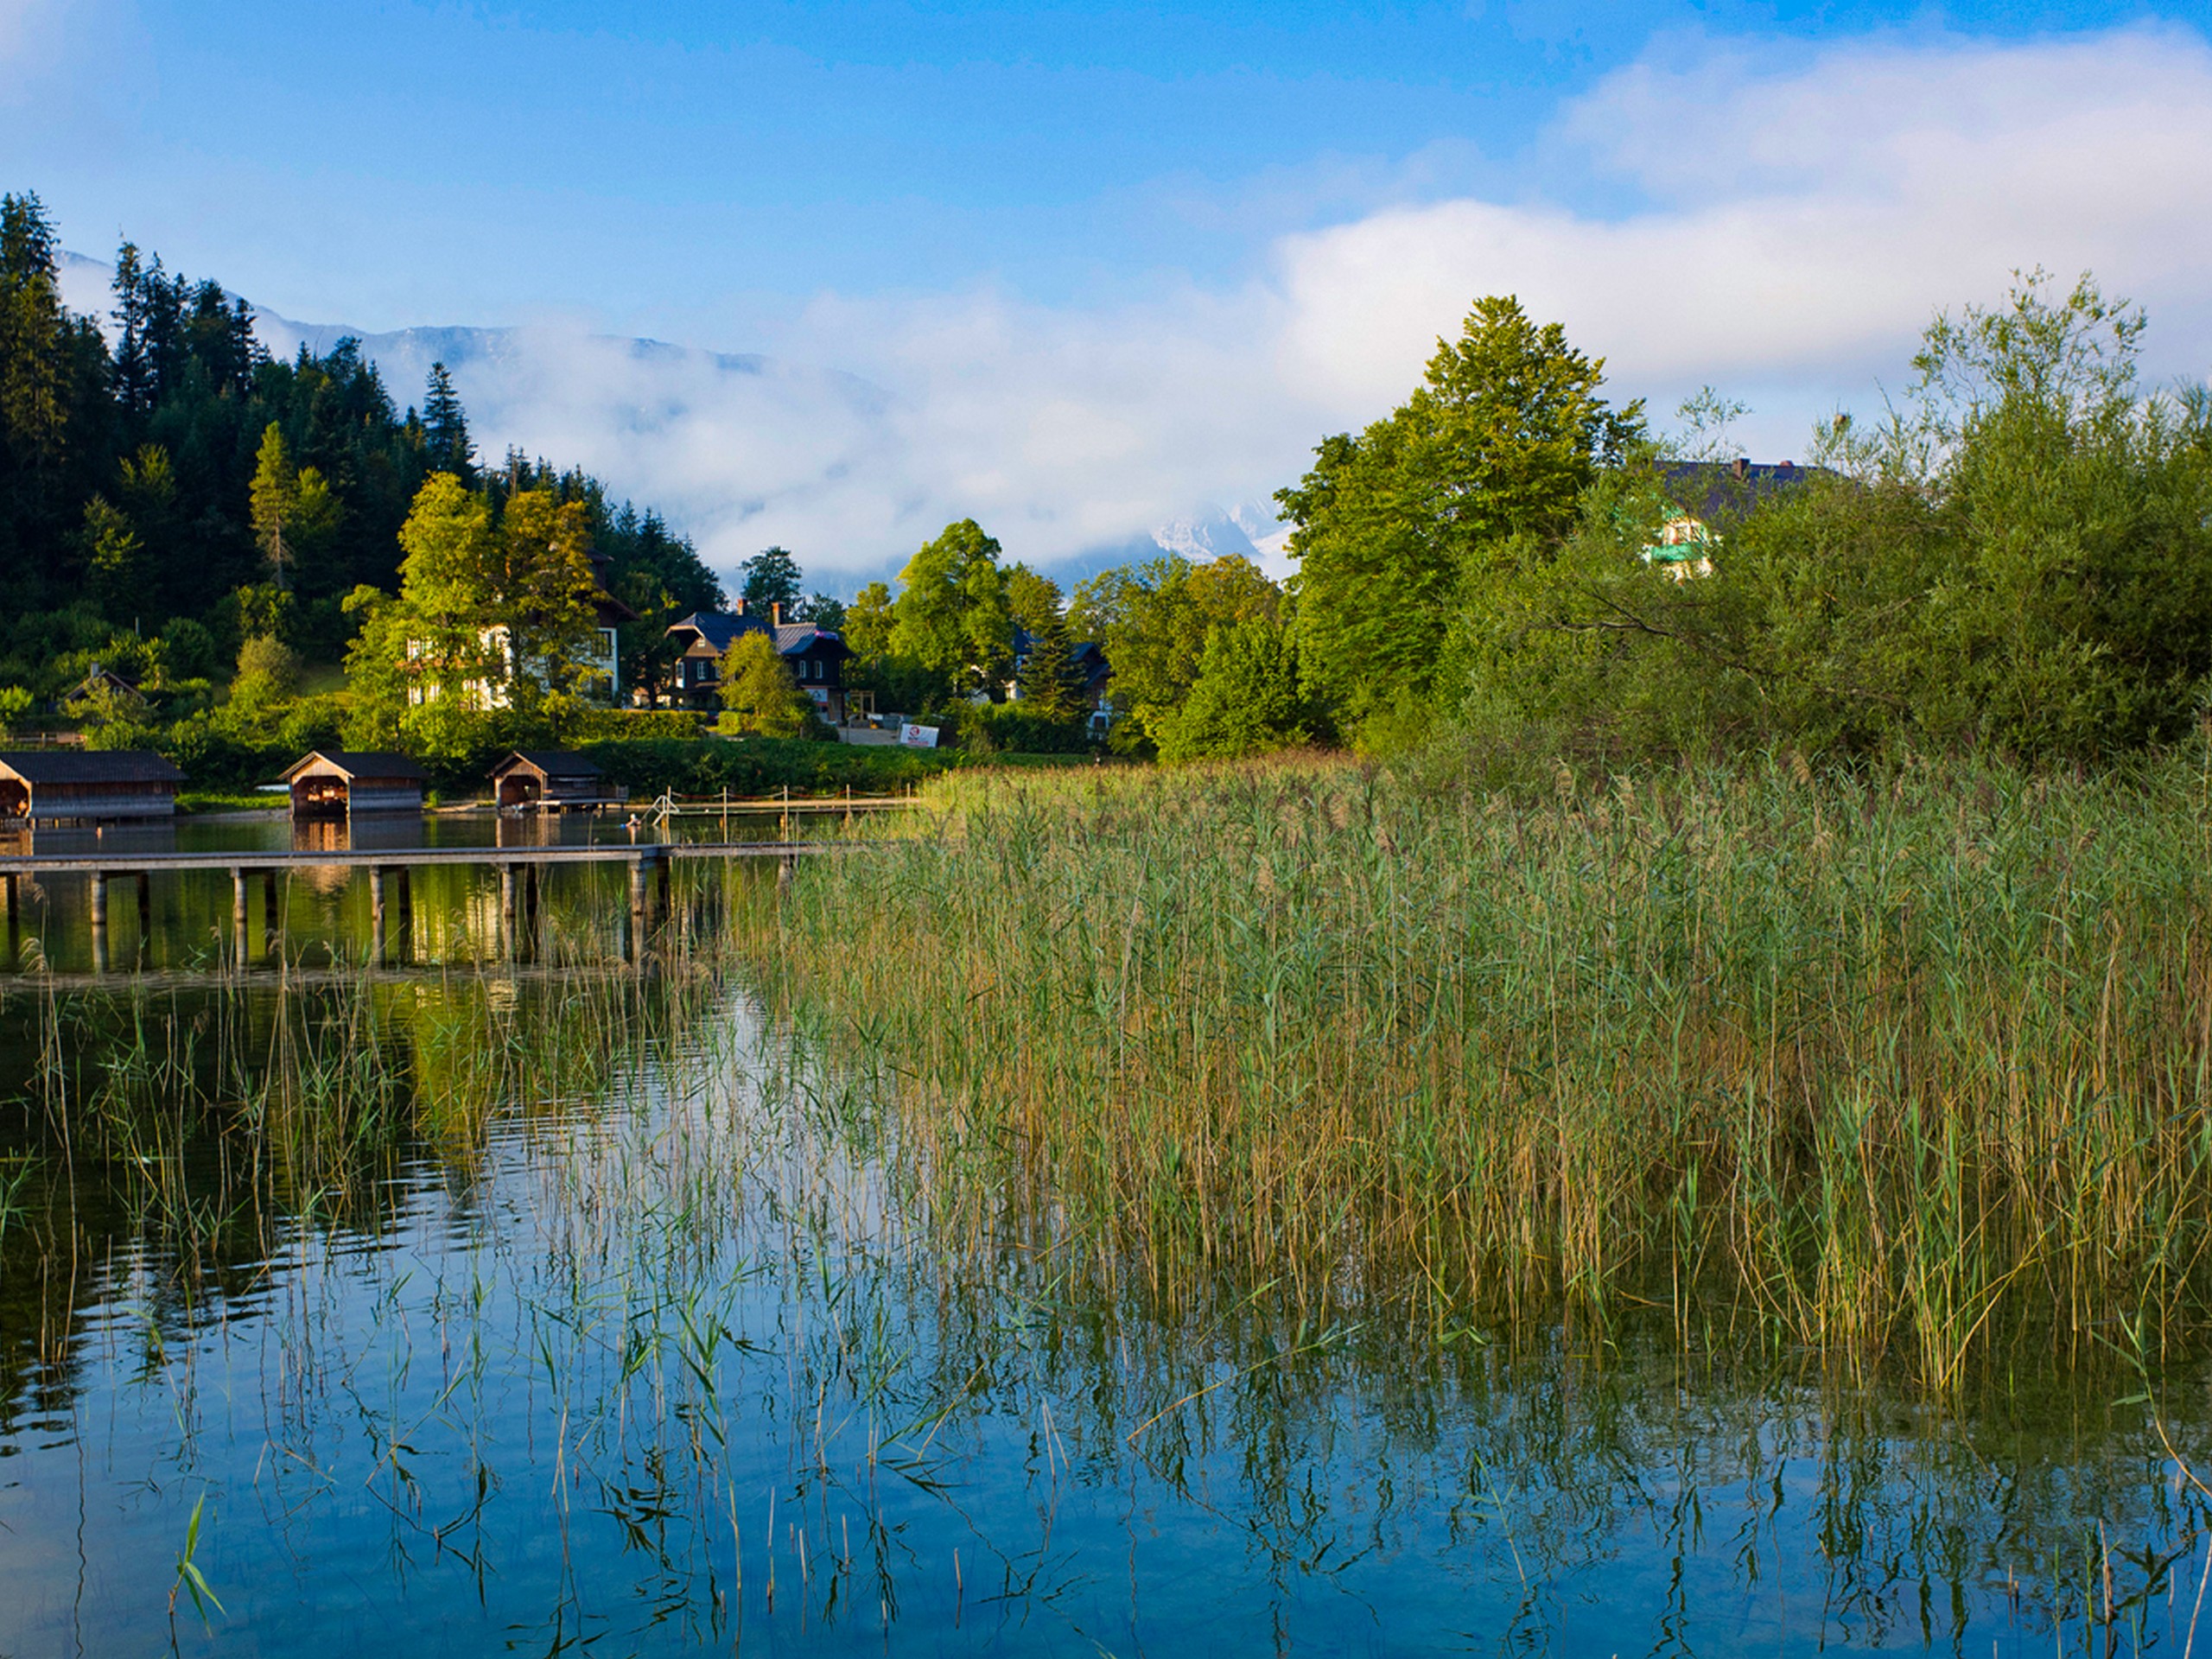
0,839,855,971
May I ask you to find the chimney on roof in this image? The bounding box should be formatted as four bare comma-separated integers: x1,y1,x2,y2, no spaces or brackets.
734,597,746,617
1778,459,1795,474
1732,457,1750,480
772,602,783,626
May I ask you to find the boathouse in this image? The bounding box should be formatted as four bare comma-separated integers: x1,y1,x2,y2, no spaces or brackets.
281,750,428,817
489,750,622,811
0,750,184,823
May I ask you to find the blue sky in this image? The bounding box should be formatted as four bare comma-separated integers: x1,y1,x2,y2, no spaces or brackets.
11,0,2212,579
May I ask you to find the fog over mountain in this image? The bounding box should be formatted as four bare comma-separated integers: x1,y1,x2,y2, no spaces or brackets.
56,252,1288,594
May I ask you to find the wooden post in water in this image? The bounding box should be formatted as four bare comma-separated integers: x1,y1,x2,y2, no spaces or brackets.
369,865,386,962
628,855,649,939
781,783,791,842
88,873,107,974
135,872,150,955
262,870,279,955
396,867,411,954
5,873,17,963
524,862,539,950
655,853,671,921
499,863,518,955
232,868,248,967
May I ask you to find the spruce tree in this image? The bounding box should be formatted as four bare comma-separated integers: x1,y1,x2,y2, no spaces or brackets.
741,546,804,612
423,362,475,480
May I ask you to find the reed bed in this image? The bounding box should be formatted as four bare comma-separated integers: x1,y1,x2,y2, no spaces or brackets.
741,750,2212,1389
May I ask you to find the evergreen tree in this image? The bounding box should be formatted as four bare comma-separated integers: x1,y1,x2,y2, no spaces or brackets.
1014,609,1085,721
741,545,804,612
422,362,475,481
250,423,299,590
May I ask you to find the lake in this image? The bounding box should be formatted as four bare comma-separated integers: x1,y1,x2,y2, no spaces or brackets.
0,821,2206,1656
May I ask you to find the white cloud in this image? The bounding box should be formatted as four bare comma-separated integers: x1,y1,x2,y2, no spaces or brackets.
739,21,2212,576
1274,23,2212,429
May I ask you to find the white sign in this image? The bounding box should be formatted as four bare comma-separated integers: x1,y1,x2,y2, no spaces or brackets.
899,722,940,749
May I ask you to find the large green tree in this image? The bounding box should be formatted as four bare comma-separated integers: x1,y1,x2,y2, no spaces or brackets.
1277,295,1643,739
890,518,1012,701
345,474,605,757
717,631,817,736
1070,552,1280,753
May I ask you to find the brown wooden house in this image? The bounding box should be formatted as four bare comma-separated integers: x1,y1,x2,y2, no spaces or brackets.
489,750,624,811
0,750,184,823
281,750,428,817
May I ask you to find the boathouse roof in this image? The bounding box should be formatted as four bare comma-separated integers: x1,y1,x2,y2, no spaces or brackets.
280,750,429,783
0,750,185,785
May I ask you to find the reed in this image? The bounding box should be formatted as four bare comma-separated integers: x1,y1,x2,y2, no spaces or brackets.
740,747,2212,1389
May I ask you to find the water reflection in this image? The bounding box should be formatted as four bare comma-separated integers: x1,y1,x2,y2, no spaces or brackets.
0,913,2205,1655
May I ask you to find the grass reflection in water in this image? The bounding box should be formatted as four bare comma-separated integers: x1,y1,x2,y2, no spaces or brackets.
0,828,2204,1656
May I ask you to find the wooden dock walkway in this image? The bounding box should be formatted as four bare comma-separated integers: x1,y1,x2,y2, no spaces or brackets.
0,838,867,971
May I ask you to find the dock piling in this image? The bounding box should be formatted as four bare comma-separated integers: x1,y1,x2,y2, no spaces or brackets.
88,872,107,971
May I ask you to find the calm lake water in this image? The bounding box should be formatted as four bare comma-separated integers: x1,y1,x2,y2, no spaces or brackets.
0,836,2207,1656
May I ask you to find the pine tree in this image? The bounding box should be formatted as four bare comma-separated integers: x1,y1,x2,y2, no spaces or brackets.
741,546,804,612
110,240,152,417
1016,611,1084,721
423,362,475,480
249,423,299,591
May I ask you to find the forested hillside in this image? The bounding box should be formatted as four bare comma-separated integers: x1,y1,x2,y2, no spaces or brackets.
0,191,721,699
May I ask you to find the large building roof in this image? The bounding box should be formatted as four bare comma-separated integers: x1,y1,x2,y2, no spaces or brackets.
668,612,849,657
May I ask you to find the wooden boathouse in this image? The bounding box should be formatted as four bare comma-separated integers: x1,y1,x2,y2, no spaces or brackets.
0,751,184,823
489,750,624,811
282,750,428,817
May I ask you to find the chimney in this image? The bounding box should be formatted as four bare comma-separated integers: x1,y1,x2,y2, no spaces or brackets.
734,597,746,617
772,602,783,626
1732,457,1750,480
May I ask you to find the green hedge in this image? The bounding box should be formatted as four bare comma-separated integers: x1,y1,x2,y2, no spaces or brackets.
579,735,1096,798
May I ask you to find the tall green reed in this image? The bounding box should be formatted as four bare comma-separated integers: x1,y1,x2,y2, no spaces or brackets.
741,749,2212,1389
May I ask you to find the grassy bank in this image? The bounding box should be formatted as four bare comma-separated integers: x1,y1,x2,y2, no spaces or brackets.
743,751,2212,1389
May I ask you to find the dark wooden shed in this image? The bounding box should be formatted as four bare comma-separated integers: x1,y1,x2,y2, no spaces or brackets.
281,750,428,817
0,750,184,823
489,750,622,811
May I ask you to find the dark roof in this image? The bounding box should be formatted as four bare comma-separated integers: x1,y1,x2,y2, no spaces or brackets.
282,749,428,783
0,749,184,785
1663,460,1839,518
667,612,849,658
491,749,604,779
1013,624,1108,664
